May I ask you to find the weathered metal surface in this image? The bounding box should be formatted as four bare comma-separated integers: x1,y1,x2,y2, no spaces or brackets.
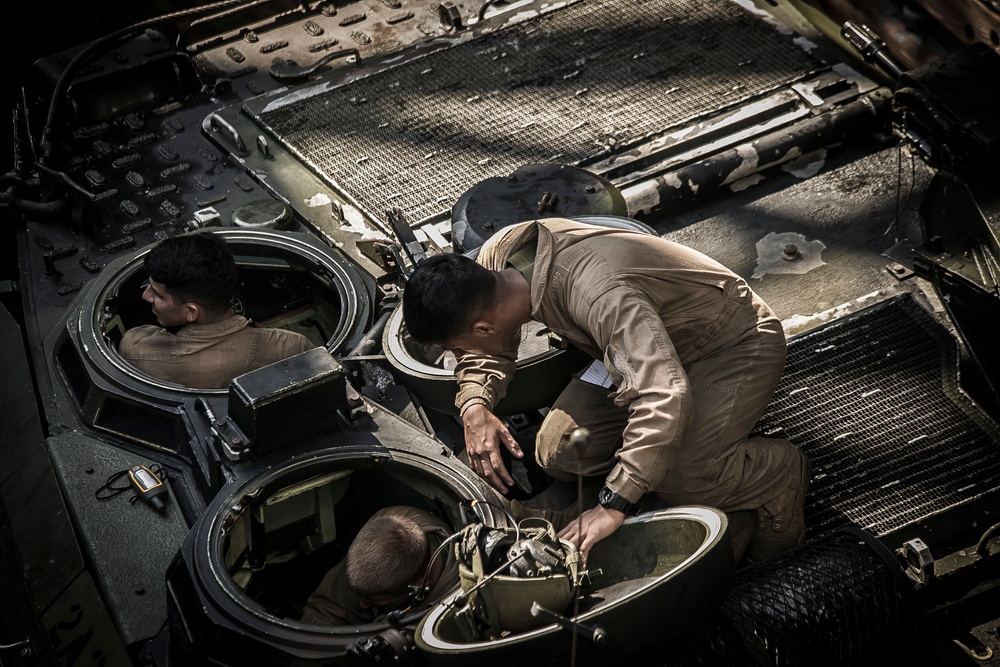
250,0,823,227
4,0,1000,665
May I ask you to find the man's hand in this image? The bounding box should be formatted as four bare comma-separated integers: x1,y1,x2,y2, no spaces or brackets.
461,403,523,493
557,505,626,560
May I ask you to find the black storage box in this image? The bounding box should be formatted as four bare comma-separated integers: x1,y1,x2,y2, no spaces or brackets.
227,347,347,455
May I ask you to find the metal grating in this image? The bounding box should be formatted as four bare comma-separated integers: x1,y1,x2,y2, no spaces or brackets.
754,294,1000,539
256,0,823,226
661,529,938,666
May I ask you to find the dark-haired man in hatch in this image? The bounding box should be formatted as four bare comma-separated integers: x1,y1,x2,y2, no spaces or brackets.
120,231,315,389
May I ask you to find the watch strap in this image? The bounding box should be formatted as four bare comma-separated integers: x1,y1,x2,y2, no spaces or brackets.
598,486,639,515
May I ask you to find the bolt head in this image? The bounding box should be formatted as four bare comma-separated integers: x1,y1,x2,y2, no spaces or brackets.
781,244,801,261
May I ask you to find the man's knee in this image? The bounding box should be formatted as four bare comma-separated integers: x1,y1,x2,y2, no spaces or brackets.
535,408,620,482
535,411,583,482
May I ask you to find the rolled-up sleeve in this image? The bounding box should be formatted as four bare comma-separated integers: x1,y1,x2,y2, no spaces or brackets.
453,345,518,415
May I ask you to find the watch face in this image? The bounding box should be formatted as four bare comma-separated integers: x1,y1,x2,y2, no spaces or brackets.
598,486,635,514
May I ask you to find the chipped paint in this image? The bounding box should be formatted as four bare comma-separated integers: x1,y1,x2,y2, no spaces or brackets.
752,231,825,279
340,202,388,241
305,193,332,207
623,171,703,214
781,291,884,334
729,173,764,192
832,62,879,93
730,0,793,34
662,172,684,190
591,90,810,176
305,193,388,244
793,35,819,53
781,148,827,178
725,144,761,184
791,80,825,107
621,179,663,217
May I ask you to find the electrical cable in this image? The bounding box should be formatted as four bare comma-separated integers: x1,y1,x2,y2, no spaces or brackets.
95,463,168,512
885,142,916,240
385,530,464,624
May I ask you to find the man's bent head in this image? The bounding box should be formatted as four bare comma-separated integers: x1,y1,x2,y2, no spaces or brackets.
402,253,496,346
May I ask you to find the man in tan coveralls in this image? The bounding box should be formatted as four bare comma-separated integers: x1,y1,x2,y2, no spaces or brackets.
120,231,315,389
402,218,809,563
300,506,459,625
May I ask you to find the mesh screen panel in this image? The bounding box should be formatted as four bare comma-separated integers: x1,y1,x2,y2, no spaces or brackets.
660,529,937,666
755,294,1000,539
256,0,822,225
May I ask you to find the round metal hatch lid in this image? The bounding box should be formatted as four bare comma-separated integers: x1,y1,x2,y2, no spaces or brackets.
231,199,295,230
451,163,629,253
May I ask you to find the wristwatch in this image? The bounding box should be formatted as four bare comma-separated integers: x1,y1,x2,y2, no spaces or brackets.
598,486,639,515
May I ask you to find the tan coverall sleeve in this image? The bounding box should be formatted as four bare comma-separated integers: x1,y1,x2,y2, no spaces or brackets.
585,285,693,504
452,333,520,415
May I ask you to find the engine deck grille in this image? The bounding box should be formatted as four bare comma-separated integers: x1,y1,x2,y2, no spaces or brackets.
255,0,823,226
755,294,1000,542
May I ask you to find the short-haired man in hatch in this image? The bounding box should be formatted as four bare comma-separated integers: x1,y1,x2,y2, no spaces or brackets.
299,506,459,625
119,231,315,388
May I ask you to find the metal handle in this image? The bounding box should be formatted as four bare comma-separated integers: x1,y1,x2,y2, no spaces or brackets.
840,21,904,81
530,602,609,647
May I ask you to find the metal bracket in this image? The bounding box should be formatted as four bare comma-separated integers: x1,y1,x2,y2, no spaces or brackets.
897,537,935,587
387,207,427,274
348,628,415,662
885,262,915,280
